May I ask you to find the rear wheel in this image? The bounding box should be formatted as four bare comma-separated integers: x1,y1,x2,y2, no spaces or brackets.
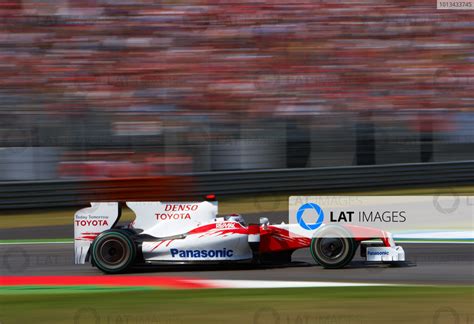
310,227,357,269
91,230,136,274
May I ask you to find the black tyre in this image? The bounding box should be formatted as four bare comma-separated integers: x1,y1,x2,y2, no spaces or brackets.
91,230,136,274
310,227,357,269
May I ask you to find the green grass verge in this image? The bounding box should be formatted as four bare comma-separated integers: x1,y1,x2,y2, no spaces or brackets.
0,286,472,323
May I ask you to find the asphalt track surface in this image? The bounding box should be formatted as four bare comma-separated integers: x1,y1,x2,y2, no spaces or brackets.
0,211,472,285
1,242,472,285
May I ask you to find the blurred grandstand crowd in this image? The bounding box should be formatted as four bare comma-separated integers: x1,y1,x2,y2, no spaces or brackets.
0,0,472,180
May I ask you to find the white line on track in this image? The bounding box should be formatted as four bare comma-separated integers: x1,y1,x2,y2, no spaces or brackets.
199,280,397,289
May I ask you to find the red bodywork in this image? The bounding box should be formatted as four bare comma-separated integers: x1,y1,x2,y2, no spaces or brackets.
183,221,392,255
259,224,391,254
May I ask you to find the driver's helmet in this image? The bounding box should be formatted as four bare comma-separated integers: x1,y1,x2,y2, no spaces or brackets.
224,213,246,225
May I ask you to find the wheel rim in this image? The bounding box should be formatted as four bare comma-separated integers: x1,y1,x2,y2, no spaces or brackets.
98,238,129,268
316,237,348,264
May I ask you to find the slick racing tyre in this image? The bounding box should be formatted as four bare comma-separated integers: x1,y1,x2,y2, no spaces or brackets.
91,230,136,274
310,226,357,269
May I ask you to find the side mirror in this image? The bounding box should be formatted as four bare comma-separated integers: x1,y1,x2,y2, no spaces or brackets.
259,217,269,229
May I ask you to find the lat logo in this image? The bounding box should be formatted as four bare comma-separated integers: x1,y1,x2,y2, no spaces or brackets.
330,211,354,222
297,203,324,230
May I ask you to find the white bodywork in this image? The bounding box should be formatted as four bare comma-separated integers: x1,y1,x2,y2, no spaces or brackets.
141,226,253,262
74,201,253,264
128,201,252,262
74,202,119,264
366,246,405,262
74,201,405,265
127,201,217,236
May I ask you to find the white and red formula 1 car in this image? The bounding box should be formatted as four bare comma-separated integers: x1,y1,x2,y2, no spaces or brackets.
74,197,406,274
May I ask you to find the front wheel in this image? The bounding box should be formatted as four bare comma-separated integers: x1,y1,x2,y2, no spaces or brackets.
91,230,136,274
310,228,357,269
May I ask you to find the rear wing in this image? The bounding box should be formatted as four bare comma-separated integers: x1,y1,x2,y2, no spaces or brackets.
74,202,120,264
